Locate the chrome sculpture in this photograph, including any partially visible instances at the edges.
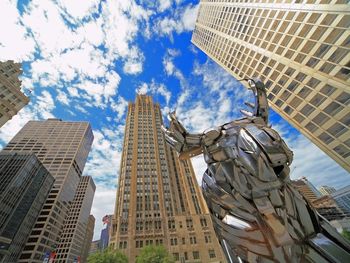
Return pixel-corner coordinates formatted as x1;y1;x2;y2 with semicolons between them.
162;78;350;263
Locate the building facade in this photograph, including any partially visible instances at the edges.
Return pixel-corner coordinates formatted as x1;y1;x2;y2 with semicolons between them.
0;153;54;263
192;0;350;172
55;176;96;262
312;195;349;221
1;119;94;262
0;60;29;127
292;177;321;203
81;215;95;263
332;185;350;214
319;185;337;196
100;215;112;250
110;95;225;262
89;240;100;255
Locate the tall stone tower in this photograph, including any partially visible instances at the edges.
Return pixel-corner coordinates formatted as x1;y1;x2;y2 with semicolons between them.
192;0;350;172
1;119;94;262
0;60;29;127
110;95;225;262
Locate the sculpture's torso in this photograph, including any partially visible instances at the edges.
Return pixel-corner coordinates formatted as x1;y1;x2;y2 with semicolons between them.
201;117;320;262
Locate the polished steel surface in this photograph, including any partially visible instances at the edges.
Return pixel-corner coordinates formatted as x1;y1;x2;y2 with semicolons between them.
162;79;350;263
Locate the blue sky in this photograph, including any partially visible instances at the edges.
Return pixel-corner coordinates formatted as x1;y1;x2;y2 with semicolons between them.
0;0;348;240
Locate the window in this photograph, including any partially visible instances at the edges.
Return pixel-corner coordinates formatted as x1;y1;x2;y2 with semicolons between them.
327;123;347;137
209;249;216;259
200;218;207;227
173;253;179;261
300;104;315;116
324;102;343;116
333;145;350;158
318;132;334;144
193;251;200;260
305;122;318;133
320;85;336;96
205;235;212;243
190;236;197;244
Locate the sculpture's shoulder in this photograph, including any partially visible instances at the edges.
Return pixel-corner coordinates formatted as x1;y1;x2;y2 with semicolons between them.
242;123;293;167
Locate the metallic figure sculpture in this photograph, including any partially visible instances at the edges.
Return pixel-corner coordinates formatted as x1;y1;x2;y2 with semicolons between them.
162;79;350;263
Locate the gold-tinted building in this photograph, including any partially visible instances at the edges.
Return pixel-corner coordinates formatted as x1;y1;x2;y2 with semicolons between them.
1;119;94;262
0;60;29;127
292;177;321;203
110;95;225;262
55;176;96;262
192;0;350;172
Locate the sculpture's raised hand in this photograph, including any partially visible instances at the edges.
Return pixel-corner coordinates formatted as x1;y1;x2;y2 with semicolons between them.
161;111;203;159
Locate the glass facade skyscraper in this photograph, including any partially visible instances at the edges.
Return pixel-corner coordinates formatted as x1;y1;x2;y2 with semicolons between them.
0;153;54;263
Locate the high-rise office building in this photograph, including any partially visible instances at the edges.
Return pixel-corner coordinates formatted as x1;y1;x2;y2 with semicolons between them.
0;153;54;263
312;195;349;221
100;215;112;250
89;240;100;255
0;60;29;127
319;185;337;196
332;185;350;214
110;95;224;262
192;0;350;172
292;177;321;203
1;118;93;262
55;176;96;262
81;215;95;263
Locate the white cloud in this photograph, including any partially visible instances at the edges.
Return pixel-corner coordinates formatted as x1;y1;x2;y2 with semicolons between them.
155;4;199;36
158;0;172;12
110;96;129;120
0;1;36;61
57;0;99;20
136;80;172;105
181;4;199;31
1;0;149;108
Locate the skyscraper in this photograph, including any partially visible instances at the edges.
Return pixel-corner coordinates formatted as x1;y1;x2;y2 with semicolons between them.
55;176;96;262
110;95;224;262
81;215;95;263
1;118;93;262
0;153;54;263
0;60;29;127
319;185;337;196
192;0;350;172
100;215;112;250
332;185;350;214
292;177;321;203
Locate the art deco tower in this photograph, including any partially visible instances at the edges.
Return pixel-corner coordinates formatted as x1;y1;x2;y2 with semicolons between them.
1;119;93;262
110;95;224;262
192;0;350;172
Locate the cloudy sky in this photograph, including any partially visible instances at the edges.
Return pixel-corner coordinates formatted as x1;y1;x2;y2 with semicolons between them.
0;0;348;240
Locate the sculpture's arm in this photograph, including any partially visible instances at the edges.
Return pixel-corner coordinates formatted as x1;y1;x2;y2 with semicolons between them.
161;112;203;159
241;78;269;124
